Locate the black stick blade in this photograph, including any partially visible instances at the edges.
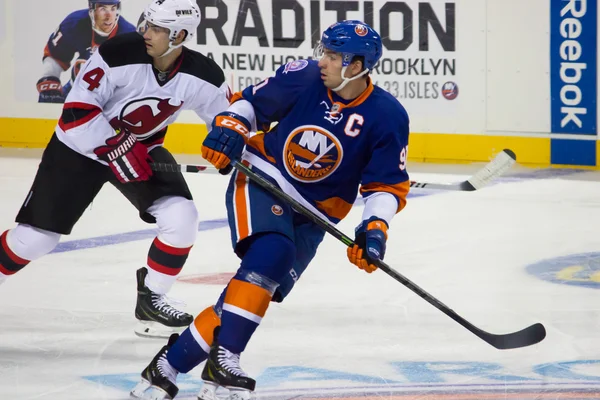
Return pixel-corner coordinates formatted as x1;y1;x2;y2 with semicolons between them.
482;323;546;350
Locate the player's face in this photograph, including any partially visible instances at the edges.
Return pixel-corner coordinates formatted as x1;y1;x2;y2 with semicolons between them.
142;22;171;57
93;4;119;34
318;49;344;89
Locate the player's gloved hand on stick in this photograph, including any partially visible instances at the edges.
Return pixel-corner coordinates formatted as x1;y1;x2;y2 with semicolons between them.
347;216;388;273
94;128;153;183
37;76;65;103
202;111;250;172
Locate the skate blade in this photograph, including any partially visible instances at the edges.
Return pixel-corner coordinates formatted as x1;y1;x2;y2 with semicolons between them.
134;321;187;339
145;386;175;400
130;378;150;398
227;388;253;400
197;381;219;400
131;379;174;400
197;382;253;400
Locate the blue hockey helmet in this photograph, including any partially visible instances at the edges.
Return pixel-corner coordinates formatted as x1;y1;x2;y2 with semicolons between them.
89;0;120;6
315;20;382;71
89;0;121;10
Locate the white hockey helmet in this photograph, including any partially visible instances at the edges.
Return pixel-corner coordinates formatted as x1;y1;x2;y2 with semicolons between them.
143;0;201;57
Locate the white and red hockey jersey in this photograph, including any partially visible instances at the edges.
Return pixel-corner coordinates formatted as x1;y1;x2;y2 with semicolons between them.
55;32;230;161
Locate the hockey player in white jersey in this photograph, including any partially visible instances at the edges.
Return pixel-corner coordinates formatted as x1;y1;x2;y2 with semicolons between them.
0;0;230;338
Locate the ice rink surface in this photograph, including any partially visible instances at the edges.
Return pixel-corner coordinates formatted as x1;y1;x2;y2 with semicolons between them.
1;149;599;400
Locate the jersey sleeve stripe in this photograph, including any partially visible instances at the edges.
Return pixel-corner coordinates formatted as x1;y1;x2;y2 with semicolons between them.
247;134;276;164
62;102;102;111
360;181;410;213
314;196;354;221
58;103;102;132
230;91;244;104
43;44;70;71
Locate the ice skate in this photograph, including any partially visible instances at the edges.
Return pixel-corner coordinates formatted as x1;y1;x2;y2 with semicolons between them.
135;267;193;338
131;334;180;399
197;341;255;400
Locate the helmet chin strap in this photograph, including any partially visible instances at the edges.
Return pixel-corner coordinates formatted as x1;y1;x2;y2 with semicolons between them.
156;28;189;58
332;66;369;92
158;41;184;58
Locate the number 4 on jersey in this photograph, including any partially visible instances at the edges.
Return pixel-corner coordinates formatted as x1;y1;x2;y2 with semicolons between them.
82;67;105;91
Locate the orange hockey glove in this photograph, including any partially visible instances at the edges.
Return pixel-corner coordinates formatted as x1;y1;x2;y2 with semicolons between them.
347;217;388;273
201;112;250;171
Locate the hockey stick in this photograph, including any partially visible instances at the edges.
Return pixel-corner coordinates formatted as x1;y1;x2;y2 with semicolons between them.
410;149;517;191
150;148;517;191
149;163;215;174
224;159;546;350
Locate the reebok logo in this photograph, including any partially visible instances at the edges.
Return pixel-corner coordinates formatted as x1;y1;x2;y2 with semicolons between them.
551;0;597;134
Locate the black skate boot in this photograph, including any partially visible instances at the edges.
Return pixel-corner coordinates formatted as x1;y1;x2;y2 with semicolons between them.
135;267;193;338
197;339;255;400
131;333;180;400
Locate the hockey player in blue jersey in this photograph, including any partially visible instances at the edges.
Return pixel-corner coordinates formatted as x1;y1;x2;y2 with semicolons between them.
37;0;135;103
132;20;410;400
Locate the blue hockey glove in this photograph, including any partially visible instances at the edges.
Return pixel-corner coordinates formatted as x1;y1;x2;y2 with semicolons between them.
202;111;250;171
347;216;388;273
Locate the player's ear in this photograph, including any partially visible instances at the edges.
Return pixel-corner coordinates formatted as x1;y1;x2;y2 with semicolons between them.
174;30;188;45
351;58;364;77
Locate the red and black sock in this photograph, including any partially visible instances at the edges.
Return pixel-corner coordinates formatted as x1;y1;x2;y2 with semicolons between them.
147;237;192;276
0;230;30;276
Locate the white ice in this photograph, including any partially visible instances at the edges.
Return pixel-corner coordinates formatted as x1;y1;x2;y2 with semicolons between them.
1;149;599;400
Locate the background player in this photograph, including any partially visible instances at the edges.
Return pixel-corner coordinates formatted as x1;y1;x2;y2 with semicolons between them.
2;0;231;338
37;0;136;103
132;20;410;400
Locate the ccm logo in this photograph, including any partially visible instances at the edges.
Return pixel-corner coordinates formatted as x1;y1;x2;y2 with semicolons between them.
217;116;249;136
38;82;61;91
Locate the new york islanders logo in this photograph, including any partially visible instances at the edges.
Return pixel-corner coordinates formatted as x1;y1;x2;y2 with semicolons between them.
355;24;368;36
283;125;343;183
441;82;459;100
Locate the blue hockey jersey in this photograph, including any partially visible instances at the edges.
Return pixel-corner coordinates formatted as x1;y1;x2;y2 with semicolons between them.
236;59;410;224
44;9;136;72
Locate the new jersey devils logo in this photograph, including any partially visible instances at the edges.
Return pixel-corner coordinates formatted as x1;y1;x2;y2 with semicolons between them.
114;97;184;139
283;125;343;183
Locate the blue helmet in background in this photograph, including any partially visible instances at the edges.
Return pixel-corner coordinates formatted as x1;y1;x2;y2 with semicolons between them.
317;20;382;71
89;0;121;9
